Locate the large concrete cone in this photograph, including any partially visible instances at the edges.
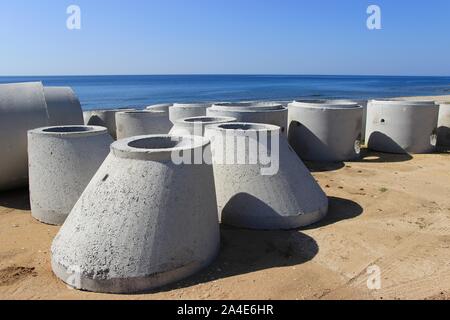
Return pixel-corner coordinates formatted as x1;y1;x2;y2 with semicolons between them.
51;135;220;293
0;82;49;191
28;126;113;225
83;108;135;139
169;103;211;124
146;103;173;112
204;123;328;230
437;103;450;148
366;100;439;154
116;110;172;139
207;102;288;134
44;87;84;126
288;100;363;162
169;116;236;137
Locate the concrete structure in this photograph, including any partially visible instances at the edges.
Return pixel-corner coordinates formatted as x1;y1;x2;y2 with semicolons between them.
28;126;112;225
288;100;363;162
146;103;173;112
437;103;450;148
116;110;172;139
207;102;288;134
169;116;236;137
83;108;135;139
169;103;211;124
366;100;439;154
44;87;84;126
0;82;49;191
205;123;328;230
51;135;220;293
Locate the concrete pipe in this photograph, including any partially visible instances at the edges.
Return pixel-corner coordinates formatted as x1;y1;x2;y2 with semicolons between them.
169;103;211;124
0;82;49;191
437;103;450;148
28;126;113;225
169;116;236;137
146;103;173;112
205;123;328;230
207;102;288;135
83;108;135;139
116;110;173;139
51;135;219;293
288;100;363;162
44;87;84;126
366;100;439;154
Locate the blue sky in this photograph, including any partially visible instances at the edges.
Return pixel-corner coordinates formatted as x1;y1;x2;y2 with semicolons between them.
0;0;449;76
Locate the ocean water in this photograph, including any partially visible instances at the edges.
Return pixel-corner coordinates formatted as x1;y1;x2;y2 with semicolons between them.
1;75;449;110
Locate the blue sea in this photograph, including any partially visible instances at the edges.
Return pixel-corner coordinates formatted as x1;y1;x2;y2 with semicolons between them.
1;75;449;110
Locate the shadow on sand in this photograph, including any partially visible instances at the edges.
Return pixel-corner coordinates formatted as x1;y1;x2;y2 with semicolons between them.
0;187;30;211
354;148;413;163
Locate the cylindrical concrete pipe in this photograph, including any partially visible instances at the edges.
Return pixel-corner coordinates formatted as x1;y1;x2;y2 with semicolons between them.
437;103;450;148
204;123;328;230
366;100;439;154
169;103;211;124
169;116;236;137
83;108;135;139
207;102;288;134
28;126;113;225
116;110;173;139
44;87;84;126
0;82;49;191
288;100;364;162
146;103;173;112
51;135;220;293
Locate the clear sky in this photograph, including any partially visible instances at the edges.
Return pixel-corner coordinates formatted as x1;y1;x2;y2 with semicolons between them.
0;0;449;76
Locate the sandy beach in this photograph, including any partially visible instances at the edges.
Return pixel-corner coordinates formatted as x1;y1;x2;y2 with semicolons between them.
1;96;449;300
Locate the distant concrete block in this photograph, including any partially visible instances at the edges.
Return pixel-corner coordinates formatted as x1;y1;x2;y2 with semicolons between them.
169;116;236;137
288;100;363;162
169;103;211;124
146;103;173;112
205;123;328;230
207;102;288;134
366;100;439;154
28;126;113;225
0;82;49;191
44;87;84;126
83;108;135;139
51;135;219;293
437;103;450;148
116;110;172;139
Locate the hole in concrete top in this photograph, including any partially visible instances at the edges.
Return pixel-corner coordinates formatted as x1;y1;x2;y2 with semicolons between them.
128;136;191;150
43;126;95;133
184;117;225;123
217;123;271;131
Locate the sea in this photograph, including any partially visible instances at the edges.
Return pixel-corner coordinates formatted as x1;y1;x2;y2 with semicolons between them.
1;75;449;110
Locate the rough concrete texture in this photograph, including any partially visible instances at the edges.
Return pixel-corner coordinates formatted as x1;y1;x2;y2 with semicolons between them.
51;135;220;293
116;110;173;139
437;103;450;148
28;126;113;226
83;108;135;139
169;116;236;137
205;123;328;230
44;87;84;126
0;82;49;191
169;103;211;124
366;100;439;154
146;103;173;112
288;100;363;162
207;102;288;135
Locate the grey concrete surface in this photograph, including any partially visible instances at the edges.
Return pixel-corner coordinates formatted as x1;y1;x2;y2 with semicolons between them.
169;116;236;137
169;103;211;124
44;87;84;126
437;103;450;148
116;110;173;139
83;108;135;139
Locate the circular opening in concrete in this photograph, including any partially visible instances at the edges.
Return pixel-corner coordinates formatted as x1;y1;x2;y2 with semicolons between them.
128;136;185;150
217;123;274;131
43;126;95;133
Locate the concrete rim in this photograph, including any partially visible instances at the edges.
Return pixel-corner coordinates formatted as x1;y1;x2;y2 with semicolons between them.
290;100;363;110
86;108;135;114
29;125;108;138
175;116;236;125
172;103;211;109
116;110;167;116
211;102;285;111
112;134;209;160
206;122;281;134
369;99;437;107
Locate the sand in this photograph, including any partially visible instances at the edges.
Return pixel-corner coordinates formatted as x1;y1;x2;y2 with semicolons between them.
1;95;449;300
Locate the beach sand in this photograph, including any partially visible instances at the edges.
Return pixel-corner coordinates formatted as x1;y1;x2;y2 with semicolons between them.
1;96;449;300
